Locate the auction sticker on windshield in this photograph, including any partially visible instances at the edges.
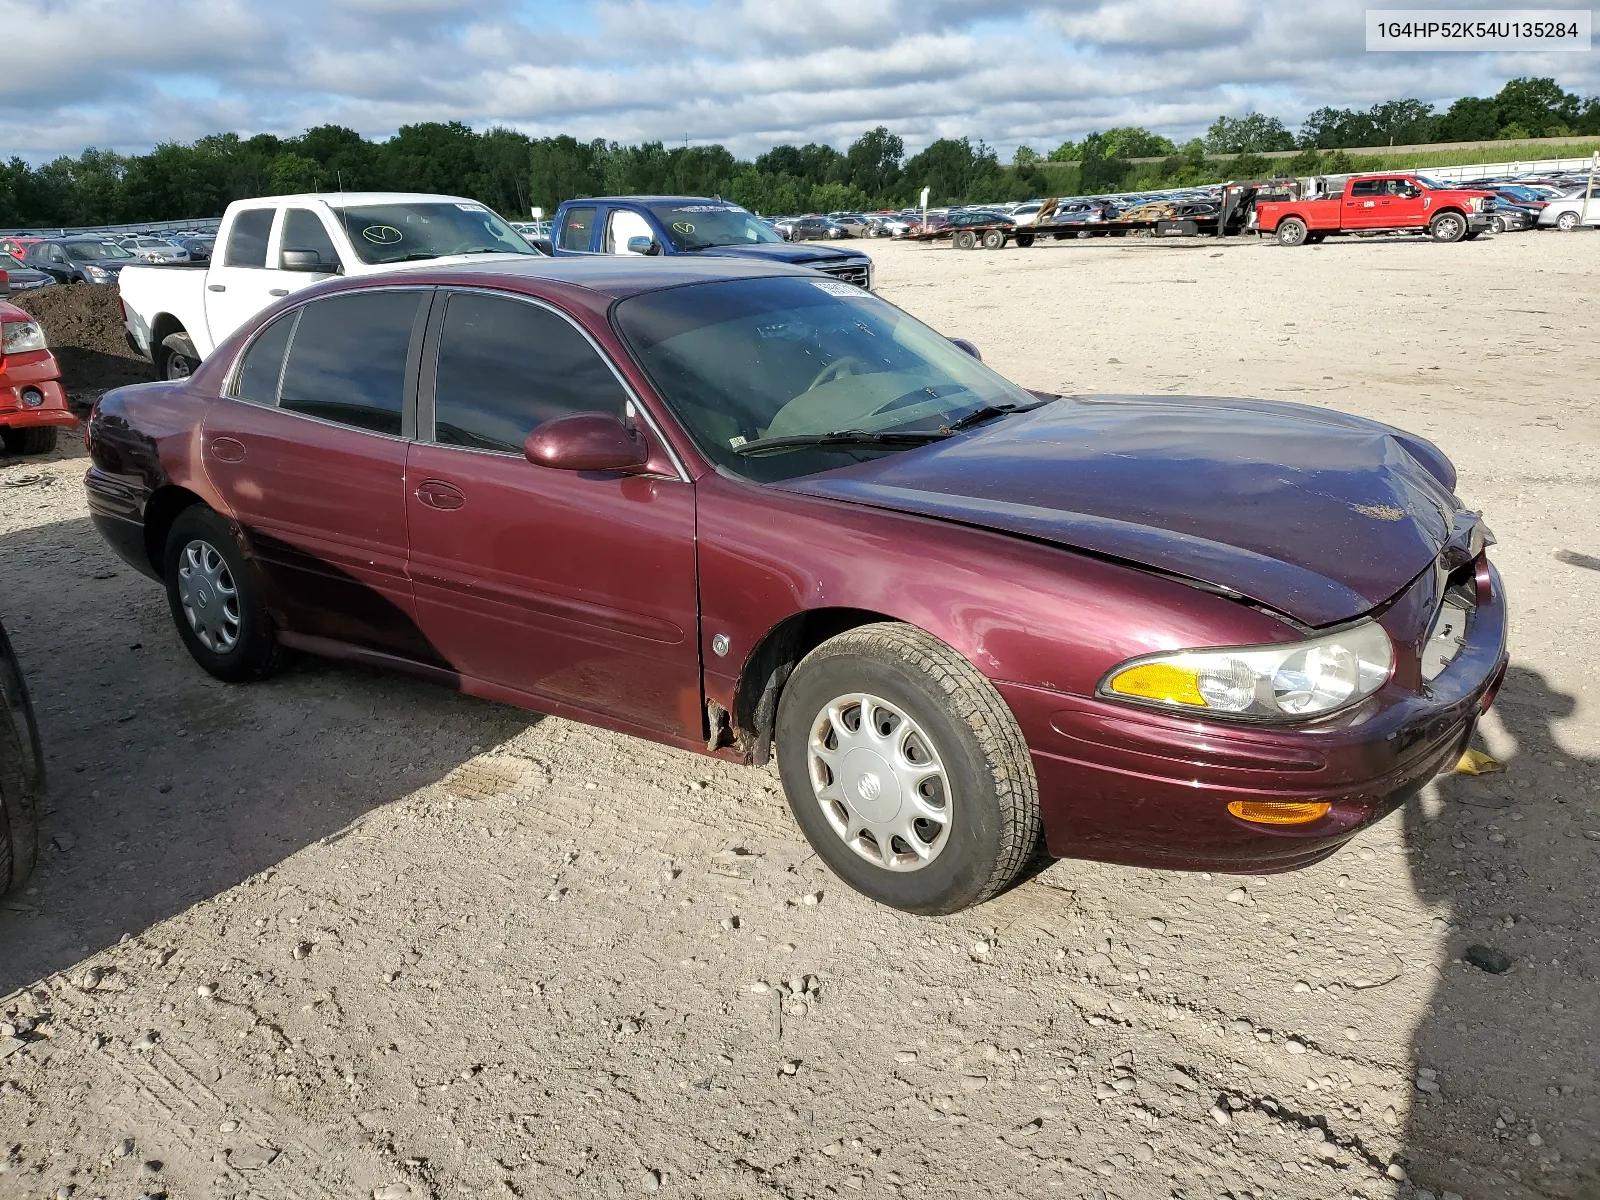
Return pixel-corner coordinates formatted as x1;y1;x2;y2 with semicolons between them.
812;279;867;298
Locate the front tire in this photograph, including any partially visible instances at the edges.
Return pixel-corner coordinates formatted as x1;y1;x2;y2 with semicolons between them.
952;229;978;250
1556;211;1580;231
1490;216;1506;234
775;623;1041;915
163;506;283;683
1276;218;1308;247
0;427;57;456
157;332;200;381
1429;212;1467;242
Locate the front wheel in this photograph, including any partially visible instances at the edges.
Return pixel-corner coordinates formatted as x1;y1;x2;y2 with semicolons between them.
775;623;1041;915
163;506;284;683
1556;211;1580;231
1463;230;1483;241
1429;212;1467;242
157;332;200;381
952;229;978;250
980;229;1006;250
0;427;57;456
1275;218;1308;247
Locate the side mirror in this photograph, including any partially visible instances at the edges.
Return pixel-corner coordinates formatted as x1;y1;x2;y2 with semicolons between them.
525;412;649;473
947;337;982;361
626;236;661;256
280;250;334;273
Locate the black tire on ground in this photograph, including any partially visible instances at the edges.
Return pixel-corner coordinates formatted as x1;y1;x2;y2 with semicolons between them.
1463;230;1483;241
980;228;1006;250
0;623;43;896
774;622;1042;915
1276;218;1308;247
1556;211;1580;231
163;505;284;683
157;331;200;381
1306;233;1327;244
1429;212;1467;242
1490;216;1506;234
1014;233;1035;248
952;229;978;250
0;427;57;456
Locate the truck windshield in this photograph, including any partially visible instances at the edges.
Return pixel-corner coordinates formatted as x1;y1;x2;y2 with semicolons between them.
1412;176;1450;190
334;202;537;265
614;275;1037;482
645;204;784;251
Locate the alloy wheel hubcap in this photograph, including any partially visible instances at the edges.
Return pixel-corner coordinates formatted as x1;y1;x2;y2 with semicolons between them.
808;693;951;871
177;539;241;653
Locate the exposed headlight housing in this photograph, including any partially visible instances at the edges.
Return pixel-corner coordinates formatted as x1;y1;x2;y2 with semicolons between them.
2;320;47;354
1100;620;1394;721
85;264;110;279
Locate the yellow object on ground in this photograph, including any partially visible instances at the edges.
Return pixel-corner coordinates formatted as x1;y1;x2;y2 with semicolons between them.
1455;748;1504;775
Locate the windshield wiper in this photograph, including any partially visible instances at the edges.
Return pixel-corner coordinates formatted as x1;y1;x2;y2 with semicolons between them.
732;428;952;457
941;399;1051;433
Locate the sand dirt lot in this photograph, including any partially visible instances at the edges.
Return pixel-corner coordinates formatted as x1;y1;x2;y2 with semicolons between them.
1;231;1597;1200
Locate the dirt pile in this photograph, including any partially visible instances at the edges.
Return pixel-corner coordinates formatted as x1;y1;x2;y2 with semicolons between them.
9;284;151;406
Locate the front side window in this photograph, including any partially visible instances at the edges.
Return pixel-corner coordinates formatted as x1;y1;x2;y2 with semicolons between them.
433;292;628;453
645;204;782;251
225;209;275;268
603;209;655;254
614;276;1036;482
277;291;422;435
559;207;596;252
334;201;534;266
230;312;296;406
281;209;339;267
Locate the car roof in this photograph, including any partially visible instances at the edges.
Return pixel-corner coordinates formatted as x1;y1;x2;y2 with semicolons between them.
393;253;822;301
580;196;740;207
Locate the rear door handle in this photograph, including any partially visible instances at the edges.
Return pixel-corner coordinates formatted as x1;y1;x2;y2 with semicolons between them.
208;284;226;292
415;480;465;511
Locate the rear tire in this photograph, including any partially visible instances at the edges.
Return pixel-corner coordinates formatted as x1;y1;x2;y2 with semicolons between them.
1015;233;1035;248
1429;212;1467;242
1276;218;1308;247
0;427;57;456
952;229;978;250
980;229;1006;250
0;623;43;896
157;332;200;381
163;506;284;683
775;622;1041;915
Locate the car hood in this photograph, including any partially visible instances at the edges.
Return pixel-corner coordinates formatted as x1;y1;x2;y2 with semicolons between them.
779;394;1482;627
686;242;865;266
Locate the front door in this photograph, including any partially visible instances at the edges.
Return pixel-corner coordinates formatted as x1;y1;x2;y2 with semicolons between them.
201;288;436;660
404;289;702;738
1344;178;1385;230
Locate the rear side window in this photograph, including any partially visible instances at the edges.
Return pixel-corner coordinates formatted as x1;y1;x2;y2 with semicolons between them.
1349;180;1381;197
231;313;296;405
278;291;422;435
224;209;274;268
432;292;628;453
281;209;339;267
559;207;596;252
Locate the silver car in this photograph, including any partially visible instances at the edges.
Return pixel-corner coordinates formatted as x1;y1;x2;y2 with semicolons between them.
119;237;191;263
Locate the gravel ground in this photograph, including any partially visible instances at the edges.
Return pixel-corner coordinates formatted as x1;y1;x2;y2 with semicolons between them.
0;230;1596;1200
7;283;151;409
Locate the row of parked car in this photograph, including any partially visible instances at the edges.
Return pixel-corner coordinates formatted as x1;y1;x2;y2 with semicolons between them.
0;232;217;291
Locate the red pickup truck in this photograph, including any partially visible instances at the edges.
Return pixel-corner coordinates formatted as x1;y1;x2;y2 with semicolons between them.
1257;174;1497;246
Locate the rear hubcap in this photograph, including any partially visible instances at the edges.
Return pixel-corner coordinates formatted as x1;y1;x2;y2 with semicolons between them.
177;539;241;653
807;693;951;871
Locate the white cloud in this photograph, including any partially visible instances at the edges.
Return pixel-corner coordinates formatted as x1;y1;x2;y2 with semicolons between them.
6;0;1598;161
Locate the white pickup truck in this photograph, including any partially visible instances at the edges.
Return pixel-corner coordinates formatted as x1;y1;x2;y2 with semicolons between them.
120;191;543;379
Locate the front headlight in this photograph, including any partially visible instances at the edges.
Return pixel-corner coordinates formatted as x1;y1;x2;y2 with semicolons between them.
1100;620;1394;721
85;264;109;279
2;320;47;354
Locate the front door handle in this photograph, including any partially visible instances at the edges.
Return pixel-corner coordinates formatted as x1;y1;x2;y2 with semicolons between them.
415;480;465;511
267;288;288;297
208;284;226;292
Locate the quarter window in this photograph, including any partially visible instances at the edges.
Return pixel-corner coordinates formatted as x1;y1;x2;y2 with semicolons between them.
230;312;296;405
432;292;628;453
224;209;274;268
278;291;422;435
559;207;596;252
281;209;339;268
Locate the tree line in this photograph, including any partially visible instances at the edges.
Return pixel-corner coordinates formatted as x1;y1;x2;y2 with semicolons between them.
1;76;1595;229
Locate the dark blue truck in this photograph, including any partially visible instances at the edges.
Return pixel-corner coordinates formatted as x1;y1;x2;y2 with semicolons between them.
547;196;873;289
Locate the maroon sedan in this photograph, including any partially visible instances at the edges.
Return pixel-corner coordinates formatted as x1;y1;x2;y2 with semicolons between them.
83;258;1508;914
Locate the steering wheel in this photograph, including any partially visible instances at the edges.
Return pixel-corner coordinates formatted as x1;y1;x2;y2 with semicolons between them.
805;356;869;393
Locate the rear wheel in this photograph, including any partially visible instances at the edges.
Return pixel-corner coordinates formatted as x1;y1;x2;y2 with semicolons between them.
1429;212;1467;242
952;229;978;250
980;229;1006;250
1015;232;1035;248
163;506;284;683
157;332;200;381
1306;232;1327;245
0;427;57;456
775;623;1041;914
1276;218;1308;247
0;622;42;896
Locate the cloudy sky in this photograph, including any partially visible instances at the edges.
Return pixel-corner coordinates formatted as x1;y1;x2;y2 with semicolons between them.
7;0;1598;161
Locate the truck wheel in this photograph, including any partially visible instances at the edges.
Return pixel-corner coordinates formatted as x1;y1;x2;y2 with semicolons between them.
157;332;200;380
1306;232;1327;245
1276;218;1308;247
0;427;57;456
980;229;1006;250
0;622;43;896
952;230;978;250
1015;233;1035;248
163;506;284;683
775;622;1041;914
1556;211;1580;231
1463;230;1483;241
1429;212;1467;243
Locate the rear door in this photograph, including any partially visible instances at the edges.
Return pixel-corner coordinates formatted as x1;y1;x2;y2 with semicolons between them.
1344;178;1387;230
201;288;438;660
556;206;599;254
205;207;282;345
404;288;701;737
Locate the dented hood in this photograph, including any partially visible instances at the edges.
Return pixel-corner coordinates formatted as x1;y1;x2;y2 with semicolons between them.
780;394;1480;626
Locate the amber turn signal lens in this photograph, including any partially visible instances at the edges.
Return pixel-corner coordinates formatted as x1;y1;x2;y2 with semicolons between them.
1227;800;1331;825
